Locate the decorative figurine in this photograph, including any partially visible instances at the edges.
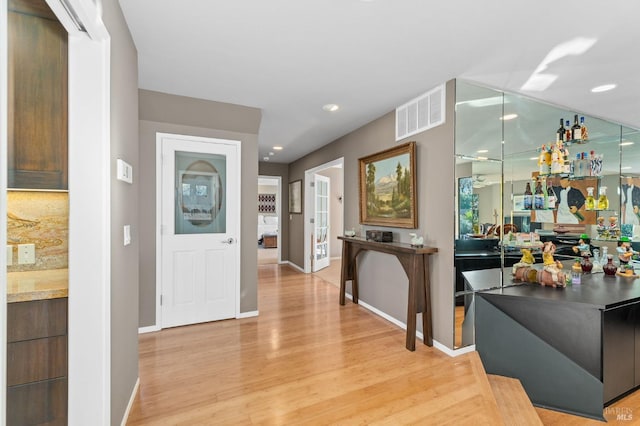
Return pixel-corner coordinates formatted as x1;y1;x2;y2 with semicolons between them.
514;241;566;288
617;236;637;264
409;233;424;247
541;241;564;286
572;236;591;256
511;248;535;275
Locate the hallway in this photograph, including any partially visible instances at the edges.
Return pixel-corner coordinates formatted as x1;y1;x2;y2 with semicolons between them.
127;264;638;424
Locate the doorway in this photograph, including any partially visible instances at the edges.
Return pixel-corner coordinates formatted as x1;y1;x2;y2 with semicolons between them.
257;176;281;265
157;133;241;328
304;158;344;275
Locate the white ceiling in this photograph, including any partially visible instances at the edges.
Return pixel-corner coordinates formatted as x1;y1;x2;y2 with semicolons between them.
119;0;640;164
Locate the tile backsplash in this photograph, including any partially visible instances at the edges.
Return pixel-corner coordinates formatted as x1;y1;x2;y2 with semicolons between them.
7;191;68;272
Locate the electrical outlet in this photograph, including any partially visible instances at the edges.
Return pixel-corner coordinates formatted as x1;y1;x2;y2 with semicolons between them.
17;243;35;264
6;245;12;266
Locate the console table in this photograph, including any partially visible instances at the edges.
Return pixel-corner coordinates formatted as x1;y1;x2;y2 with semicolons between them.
338;236;438;351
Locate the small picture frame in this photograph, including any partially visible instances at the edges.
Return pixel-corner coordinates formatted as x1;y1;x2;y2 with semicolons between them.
289;180;302;214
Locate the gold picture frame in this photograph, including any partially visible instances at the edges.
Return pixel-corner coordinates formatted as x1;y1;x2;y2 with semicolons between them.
289;179;302;214
359;141;417;228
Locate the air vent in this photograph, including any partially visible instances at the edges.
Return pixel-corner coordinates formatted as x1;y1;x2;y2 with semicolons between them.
396;84;445;141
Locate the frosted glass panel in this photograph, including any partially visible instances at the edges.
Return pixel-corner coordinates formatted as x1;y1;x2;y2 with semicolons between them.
175;151;226;234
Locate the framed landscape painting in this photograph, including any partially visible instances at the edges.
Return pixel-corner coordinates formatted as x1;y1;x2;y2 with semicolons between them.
358;141;417;228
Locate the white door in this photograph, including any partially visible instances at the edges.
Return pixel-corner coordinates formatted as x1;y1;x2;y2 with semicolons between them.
160;133;240;328
313;174;330;272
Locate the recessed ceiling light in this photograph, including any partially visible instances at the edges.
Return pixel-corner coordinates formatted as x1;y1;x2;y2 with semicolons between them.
273;146;283;151
530;157;539;160
477;149;489;153
620;141;634;146
500;113;518;121
622;166;632;170
263;157;269;161
322;103;339;112
591;84;617;93
269;152;274;156
477;156;488;161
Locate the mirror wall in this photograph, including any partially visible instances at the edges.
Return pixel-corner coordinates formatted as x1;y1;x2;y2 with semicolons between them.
454;80;638;349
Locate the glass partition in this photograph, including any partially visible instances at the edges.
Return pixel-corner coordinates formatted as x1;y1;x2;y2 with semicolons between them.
453;79;635;349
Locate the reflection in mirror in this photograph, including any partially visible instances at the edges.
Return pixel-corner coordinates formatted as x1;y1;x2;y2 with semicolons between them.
621;127;640;239
453;79;638;349
454;81;503;348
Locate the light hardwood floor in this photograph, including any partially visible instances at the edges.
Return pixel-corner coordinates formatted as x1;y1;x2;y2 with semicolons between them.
128;264;640;425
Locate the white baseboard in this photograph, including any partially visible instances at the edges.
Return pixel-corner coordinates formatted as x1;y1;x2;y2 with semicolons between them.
434;341;476;357
286;261;304;273
120;377;139;426
138;325;160;334
346;293;474;357
237;310;259;319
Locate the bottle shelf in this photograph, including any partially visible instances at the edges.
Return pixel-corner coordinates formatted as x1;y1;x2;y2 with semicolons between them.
536;173;602;180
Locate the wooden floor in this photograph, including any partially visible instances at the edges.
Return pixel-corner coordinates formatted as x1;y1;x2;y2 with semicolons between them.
128;264;640;425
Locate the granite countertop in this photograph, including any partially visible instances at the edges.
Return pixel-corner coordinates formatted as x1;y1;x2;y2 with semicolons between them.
7;268;68;303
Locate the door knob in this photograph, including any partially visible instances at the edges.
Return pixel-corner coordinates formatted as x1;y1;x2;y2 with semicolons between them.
221;237;235;244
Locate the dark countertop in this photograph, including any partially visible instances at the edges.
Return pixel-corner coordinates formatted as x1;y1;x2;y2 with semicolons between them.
455;250;501;258
463;265;640;310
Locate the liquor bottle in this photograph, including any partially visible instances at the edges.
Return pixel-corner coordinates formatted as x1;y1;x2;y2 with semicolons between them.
538;145;550;175
598;186;609;210
556;119;565;143
534;180;545;210
571;114;582;141
546;180;557;209
573;153;582;177
523;182;533;210
585;187;595;210
565;120;572;142
580;116;588;141
561;141;571;173
550;144;562;174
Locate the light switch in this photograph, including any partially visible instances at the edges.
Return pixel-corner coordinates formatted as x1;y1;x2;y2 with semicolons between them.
18;243;35;264
6;245;13;266
124;225;131;246
117;159;133;184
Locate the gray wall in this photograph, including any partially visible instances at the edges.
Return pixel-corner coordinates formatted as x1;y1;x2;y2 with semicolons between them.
101;1;140;423
288;80;456;348
138;90;261;327
258;162;289;261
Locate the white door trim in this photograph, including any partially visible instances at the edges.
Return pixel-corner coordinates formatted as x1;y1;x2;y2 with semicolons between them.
156;132;242;329
49;1;112;424
303;157;344;273
0;1;8;420
258;175;282;264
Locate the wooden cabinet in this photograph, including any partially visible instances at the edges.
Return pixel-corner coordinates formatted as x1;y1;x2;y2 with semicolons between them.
8;0;68;190
7;298;68;425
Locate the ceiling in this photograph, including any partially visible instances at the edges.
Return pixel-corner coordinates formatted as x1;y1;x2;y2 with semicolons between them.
119;0;640;165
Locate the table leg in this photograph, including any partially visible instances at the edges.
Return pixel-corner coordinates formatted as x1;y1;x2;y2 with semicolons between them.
352;257;359;304
422;254;433;347
405;255;418;351
339;242;349;305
